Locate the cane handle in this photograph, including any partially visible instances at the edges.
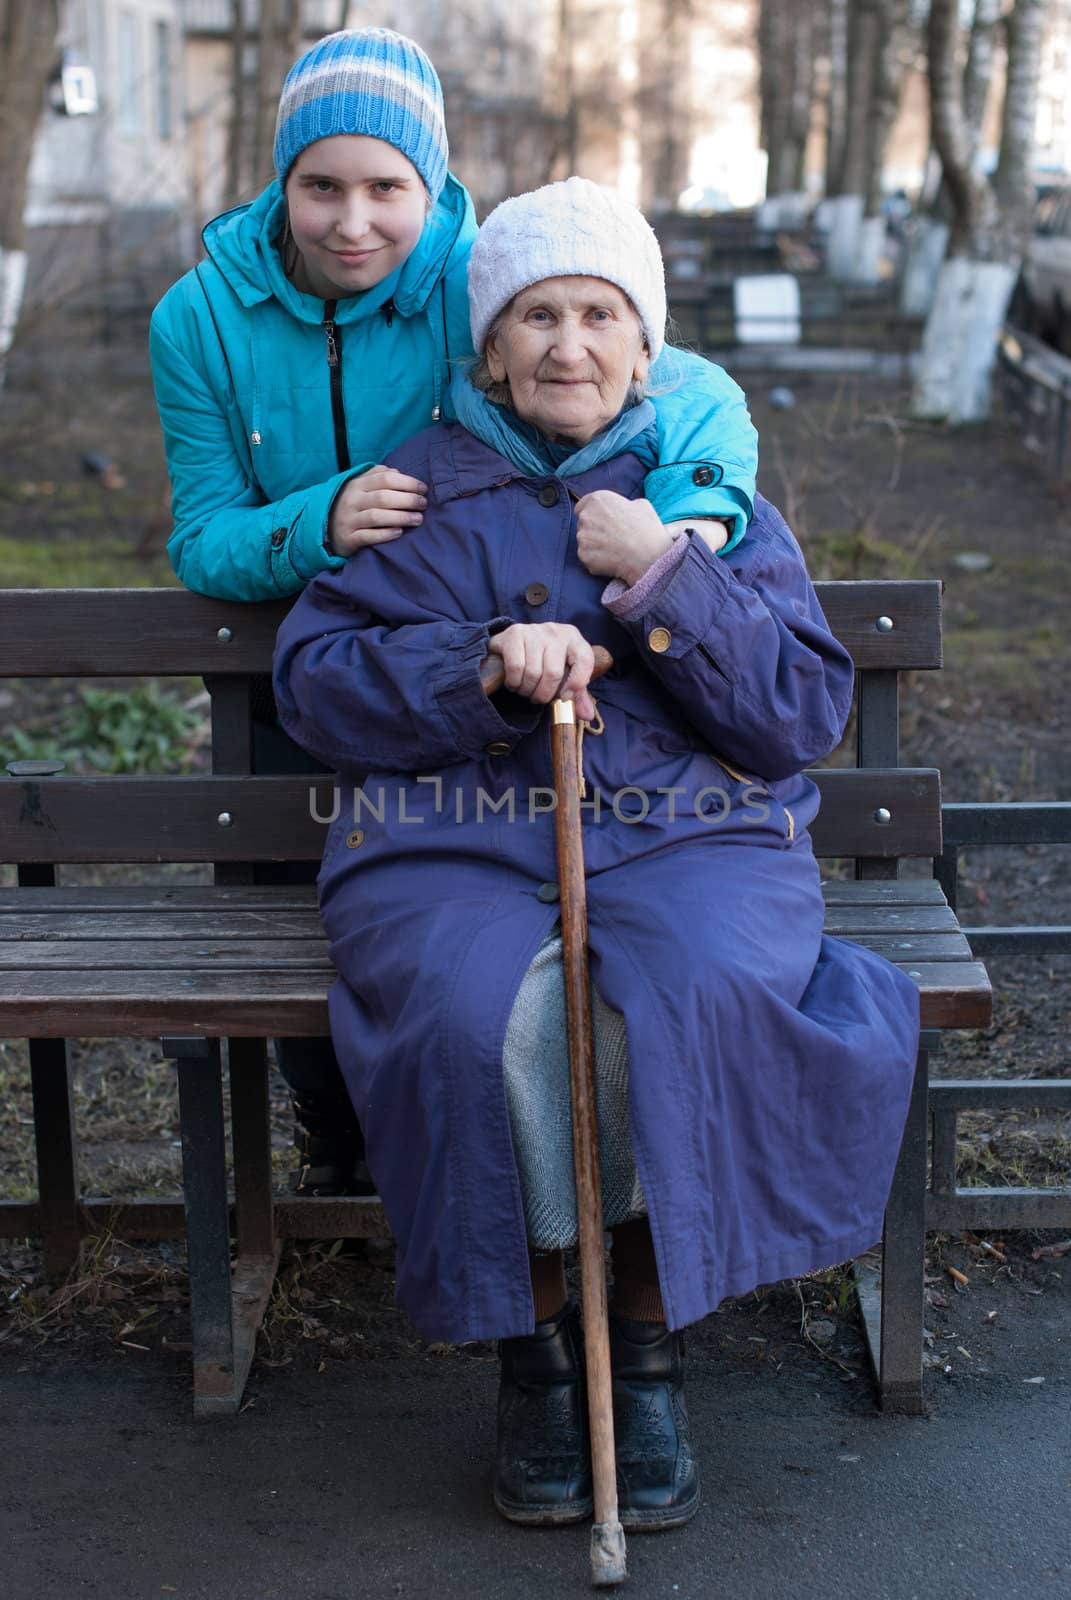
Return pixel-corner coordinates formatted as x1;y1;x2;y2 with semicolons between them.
479;642;614;698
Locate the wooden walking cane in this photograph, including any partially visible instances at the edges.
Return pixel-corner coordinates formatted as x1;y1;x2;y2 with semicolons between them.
480;643;626;1587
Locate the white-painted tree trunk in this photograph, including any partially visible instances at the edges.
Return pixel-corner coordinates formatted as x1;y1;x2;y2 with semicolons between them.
0;245;28;389
756;192;811;235
854;215;887;284
900;219;950;316
910;255;1017;422
826;193;864;280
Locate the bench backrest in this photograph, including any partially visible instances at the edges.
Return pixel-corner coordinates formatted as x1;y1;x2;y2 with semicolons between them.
0;583;943;874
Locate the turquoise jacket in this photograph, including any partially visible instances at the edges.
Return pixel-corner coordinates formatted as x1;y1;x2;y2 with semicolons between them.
150;176;757;601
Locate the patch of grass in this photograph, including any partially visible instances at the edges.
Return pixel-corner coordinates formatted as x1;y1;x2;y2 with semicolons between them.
0;534;175;588
802;527;929;582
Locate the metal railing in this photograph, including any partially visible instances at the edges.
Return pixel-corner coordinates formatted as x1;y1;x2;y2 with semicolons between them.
930;799;1071;1232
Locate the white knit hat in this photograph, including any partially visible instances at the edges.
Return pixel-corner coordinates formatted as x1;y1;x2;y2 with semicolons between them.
467;177;667;361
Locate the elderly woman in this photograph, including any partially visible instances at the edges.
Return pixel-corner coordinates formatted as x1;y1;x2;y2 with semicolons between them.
273;179;920;1533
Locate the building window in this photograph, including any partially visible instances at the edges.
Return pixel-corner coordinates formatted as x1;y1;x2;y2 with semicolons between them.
156;20;172;141
117;11;141;137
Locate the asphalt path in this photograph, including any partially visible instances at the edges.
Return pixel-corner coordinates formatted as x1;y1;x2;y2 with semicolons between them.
4;1282;1069;1600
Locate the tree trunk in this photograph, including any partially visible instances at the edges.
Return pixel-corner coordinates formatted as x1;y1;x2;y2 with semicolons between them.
864;0;910;218
926;0;996;257
826;0;880;279
994;0;1047;258
963;0;1002;159
251;0;304;197
824;0;849;197
783;0;816;195
911;0;1045;422
0;0;61;384
758;0;791;197
840;0;880;196
224;0;246;207
645;0;692;213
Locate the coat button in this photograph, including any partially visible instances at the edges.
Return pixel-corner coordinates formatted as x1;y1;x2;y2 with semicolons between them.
537;882;560;903
647;626;672;653
346;829;364;848
486;741;510;756
691;465;717;487
537;484;559;508
524;582;550;606
270;527;287;548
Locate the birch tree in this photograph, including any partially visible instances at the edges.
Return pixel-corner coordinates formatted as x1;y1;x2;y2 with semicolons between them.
902;0;1002;317
827;0;911;282
0;1;61;386
758;0;818;225
912;0;1047;422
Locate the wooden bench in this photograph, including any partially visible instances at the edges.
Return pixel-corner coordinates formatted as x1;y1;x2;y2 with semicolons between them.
0;584;992;1416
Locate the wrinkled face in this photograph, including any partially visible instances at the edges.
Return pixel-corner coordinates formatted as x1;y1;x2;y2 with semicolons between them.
284;135;429;299
485;277;650;445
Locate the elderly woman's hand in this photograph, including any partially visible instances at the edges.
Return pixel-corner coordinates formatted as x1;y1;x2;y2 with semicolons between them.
575;492;677;588
487;623;598;721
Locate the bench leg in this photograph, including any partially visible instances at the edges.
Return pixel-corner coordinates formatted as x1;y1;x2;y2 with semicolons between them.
227;1038;282;1397
31;1039;82;1277
165;1036;281;1419
168;1037;241;1418
229;1038;276;1259
856;1044;929;1416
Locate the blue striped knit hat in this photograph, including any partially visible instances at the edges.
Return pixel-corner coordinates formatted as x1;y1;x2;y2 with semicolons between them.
273;28;448;200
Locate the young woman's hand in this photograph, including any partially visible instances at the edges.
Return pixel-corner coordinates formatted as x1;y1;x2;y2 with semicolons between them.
487;623;597;721
576;492;730;588
327;466;428;556
575;491;676;587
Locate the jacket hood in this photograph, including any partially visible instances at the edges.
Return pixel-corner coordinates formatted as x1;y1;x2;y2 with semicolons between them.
200;173;474;325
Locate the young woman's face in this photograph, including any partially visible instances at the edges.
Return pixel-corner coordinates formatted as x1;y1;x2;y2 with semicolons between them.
486;278;650;445
285;135;429;299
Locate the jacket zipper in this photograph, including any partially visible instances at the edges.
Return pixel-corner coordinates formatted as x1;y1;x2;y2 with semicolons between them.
322;300;351;472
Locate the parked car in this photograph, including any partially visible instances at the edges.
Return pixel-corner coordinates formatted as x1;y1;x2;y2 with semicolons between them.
1014;185;1071;353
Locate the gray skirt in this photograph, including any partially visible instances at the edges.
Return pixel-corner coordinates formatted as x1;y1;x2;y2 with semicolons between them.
502;927;647;1249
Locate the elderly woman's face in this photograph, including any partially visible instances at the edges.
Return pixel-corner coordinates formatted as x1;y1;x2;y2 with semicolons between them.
485;277;650;445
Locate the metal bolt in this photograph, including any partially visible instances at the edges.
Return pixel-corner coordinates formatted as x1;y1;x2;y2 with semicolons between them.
874;807;892;825
876;615;894;632
217;812;234;828
216;627;233;643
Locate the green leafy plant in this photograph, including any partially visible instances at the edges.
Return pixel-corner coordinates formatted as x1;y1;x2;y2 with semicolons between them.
4;683;205;774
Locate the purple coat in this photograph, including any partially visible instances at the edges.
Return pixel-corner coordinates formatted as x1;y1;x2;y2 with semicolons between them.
273;423;920;1343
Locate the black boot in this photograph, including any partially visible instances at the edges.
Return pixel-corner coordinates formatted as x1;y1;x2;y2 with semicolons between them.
289;1094;366;1196
494;1302;593;1526
610;1317;700;1531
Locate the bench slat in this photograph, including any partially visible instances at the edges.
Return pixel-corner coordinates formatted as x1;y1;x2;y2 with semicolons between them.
0;769;942;861
0;957;988;1036
0;902;964;943
0;582;940;675
0;928;974;969
0;879;955;913
821;904;959;934
0;938;332;969
814;580;942;669
0;590;291;676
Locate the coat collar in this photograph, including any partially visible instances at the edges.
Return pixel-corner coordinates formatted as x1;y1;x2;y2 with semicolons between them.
425;423;648;506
